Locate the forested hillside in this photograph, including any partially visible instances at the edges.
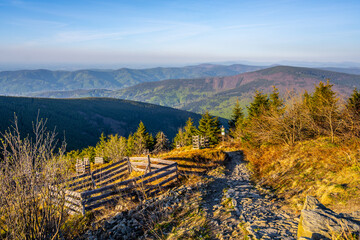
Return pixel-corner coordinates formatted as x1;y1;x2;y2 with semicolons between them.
0;96;204;150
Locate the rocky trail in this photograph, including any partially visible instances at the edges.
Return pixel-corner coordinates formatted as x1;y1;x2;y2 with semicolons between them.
84;151;301;240
201;151;299;239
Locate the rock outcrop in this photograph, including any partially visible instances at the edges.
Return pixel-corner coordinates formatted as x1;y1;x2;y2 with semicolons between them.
297;196;360;240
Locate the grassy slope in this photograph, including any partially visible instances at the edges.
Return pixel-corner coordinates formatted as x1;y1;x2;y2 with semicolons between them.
239;138;360;213
0;96;203;150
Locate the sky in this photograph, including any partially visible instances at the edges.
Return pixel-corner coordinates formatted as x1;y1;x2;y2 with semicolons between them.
0;0;360;69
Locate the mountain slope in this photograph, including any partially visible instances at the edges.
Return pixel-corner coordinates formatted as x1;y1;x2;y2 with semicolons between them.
319;67;360;75
113;66;360;118
0;96;206;150
0;64;266;95
26;66;360;119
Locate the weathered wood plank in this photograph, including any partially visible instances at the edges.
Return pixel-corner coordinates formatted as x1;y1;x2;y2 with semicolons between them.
130;162;164;169
149;159;174;165
92;159;127;175
50;191;82;207
96;172;128;187
65;202;83;214
93;165;127;182
49;185;82;198
140;163;177;180
81;178;136;198
68;176;93;188
71;182;93;192
157;173;178;188
139;168;177;186
84;185;134;204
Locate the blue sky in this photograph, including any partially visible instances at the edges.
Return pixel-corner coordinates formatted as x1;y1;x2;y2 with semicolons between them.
0;0;359;68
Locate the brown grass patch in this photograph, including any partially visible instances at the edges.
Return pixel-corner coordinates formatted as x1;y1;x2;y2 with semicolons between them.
242;137;360;212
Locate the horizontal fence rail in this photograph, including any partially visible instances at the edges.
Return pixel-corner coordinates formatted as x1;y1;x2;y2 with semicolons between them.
50;156;178;215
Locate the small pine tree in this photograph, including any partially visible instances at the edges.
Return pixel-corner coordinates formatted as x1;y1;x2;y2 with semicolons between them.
154;131;170;153
305;80;339;142
269;86;284;113
95;132;107;157
184;117;197;145
197;111;221;144
134;121;152;154
148;133;155;151
347;88;360;116
247;91;270;119
174;128;186;148
229;99;244;131
127;133;135;156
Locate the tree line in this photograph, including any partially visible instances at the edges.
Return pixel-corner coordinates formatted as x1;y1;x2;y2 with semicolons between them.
68;111;223;162
228;81;360;146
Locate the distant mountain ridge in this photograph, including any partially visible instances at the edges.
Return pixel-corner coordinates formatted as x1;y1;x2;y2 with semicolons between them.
0;63;266;95
30;66;360;118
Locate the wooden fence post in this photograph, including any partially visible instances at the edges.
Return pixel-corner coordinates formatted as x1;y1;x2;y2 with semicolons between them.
127;157;132;174
147;155;152;173
81;197;86;215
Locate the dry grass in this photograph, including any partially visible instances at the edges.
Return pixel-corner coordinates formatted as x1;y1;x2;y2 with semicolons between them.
157;147;227;174
242;137;360;212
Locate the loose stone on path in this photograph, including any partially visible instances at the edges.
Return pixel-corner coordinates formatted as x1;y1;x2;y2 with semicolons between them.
201;151;299;240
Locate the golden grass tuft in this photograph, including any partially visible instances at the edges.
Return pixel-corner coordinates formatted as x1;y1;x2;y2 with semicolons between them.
242;137;360;212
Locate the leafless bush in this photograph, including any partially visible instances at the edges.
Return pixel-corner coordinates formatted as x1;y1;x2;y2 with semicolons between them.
0;115;71;239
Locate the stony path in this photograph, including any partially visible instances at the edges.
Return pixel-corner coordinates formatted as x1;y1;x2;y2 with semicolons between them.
201;151;299;240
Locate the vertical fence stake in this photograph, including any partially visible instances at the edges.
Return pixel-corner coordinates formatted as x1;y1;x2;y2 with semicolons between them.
147;155;152;173
127;156;132;174
81;195;86;215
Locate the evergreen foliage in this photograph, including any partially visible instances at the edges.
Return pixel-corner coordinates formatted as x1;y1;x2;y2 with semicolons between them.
247;91;270;119
174;128;186;148
228;99;244;131
183;117;197;145
197;111;221;144
154;131;170;153
347;88;360;116
127;134;135;156
134;121;153;155
269;86;284;113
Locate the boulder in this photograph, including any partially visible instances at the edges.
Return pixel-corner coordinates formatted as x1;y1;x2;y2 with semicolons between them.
297;196;360;240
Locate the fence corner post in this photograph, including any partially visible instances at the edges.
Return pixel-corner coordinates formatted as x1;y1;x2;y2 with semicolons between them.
147;154;152;173
81;195;86;215
127;156;132;174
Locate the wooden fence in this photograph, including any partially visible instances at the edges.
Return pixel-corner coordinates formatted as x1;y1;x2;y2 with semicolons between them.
75;158;90;174
192;135;209;149
50;156;178;215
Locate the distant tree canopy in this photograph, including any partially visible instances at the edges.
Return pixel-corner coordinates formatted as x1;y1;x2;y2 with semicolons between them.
197;111;221;145
232;81;360;145
228;99;244;132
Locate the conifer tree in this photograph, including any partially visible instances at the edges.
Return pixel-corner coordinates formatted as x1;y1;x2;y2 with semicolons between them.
347;88;360;116
247;91;270;119
305;80;339;142
127;134;135;156
148;133;155;151
134;121;148;154
229;99;244;131
95;132;106;157
154;131;170;153
184;117;197;145
197;111;221;144
344;88;360;137
269;86;284;113
174;128;186;147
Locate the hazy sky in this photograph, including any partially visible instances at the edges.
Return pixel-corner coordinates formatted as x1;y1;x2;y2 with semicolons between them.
1;0;360;68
